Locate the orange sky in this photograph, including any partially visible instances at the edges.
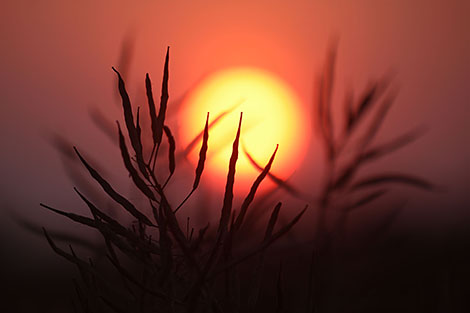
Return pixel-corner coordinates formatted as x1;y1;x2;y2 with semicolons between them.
1;0;470;269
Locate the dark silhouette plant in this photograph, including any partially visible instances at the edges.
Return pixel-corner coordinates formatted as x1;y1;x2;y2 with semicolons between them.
39;44;434;313
41;47;307;313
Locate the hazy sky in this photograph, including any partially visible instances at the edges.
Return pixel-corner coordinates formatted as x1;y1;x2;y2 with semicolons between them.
1;0;469;274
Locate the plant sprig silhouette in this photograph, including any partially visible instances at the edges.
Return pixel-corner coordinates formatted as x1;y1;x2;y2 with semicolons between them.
41;47;307;313
38;43;434;313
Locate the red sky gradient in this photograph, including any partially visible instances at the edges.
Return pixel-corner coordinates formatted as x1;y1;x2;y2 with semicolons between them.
1;0;469;272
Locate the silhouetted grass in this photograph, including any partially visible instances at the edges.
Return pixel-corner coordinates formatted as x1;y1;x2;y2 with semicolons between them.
40;47;309;313
36;44;437;313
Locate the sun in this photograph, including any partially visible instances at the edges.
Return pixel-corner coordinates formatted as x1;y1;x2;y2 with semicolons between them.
180;67;308;189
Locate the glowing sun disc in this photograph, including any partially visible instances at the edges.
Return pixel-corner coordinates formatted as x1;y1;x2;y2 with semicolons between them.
180;67;308;188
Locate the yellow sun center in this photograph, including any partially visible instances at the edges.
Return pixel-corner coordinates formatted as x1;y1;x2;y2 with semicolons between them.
180;67;308;189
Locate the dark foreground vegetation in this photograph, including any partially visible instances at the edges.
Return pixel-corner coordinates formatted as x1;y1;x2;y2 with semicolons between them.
11;45;469;313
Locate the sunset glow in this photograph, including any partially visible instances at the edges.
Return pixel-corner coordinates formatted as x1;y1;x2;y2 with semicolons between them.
180;67;308;186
